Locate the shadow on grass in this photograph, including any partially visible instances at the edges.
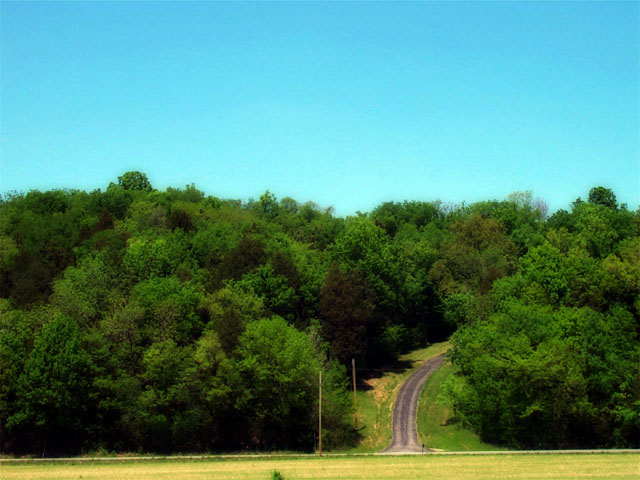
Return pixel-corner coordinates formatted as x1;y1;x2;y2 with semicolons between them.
442;417;461;427
354;359;414;391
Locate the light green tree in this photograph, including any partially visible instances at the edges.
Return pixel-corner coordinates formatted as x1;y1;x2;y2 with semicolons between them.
235;316;320;448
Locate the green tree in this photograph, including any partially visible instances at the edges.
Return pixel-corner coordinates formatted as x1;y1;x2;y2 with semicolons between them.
211;235;267;289
573;203;622;259
394;229;445;343
588;186;618;210
3;200;80;306
190;329;236;448
167;209;195;233
123;233;190;280
430;213;518;296
203;285;267;354
8;314;94;453
258;190;280;217
601;237;640;314
371;201;442;236
50;253;117;326
448;297;639;449
331;217;404;315
237;264;299;322
279;196;299;214
137;339;196;451
235;316;321;448
518;242;569;305
0;302;33;446
191;223;239;269
319;264;376;364
131;276;205;344
117;171;153;192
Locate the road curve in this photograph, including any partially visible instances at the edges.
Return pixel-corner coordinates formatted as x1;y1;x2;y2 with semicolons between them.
383;353;446;454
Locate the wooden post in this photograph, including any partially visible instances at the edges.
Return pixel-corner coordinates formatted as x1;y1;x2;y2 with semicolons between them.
318;370;322;456
352;358;358;429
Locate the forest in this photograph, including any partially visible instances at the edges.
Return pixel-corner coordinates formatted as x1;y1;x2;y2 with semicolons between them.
0;172;638;454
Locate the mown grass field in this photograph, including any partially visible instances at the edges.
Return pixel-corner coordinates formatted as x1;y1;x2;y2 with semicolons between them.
2;453;638;480
345;341;451;452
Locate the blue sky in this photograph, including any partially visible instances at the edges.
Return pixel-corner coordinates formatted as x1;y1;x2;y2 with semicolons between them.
2;1;638;216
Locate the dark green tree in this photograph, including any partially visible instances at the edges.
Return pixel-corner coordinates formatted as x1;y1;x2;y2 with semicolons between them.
331;217;404;315
588;186;618;210
203;285;267;355
211;236;266;289
319;264;376;365
430;213;518;296
0;303;32;449
117;171;153;192
8;314;94;454
168;209;195;233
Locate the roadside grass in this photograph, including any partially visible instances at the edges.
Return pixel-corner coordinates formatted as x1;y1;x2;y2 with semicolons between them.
344;341;451;453
2;453;638;480
417;360;501;451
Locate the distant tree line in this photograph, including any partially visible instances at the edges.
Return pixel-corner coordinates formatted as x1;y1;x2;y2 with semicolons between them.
0;172;637;454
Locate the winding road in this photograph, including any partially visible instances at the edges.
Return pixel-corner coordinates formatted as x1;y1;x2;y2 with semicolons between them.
383;353;446;453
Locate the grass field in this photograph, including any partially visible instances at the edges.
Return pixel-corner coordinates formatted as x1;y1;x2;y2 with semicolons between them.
346;341;451;452
2;453;638;480
417;359;500;451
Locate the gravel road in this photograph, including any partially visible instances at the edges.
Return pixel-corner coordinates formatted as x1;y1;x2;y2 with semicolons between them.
382;353;446;453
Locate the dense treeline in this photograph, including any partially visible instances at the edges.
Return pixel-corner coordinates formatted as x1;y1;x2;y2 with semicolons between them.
444;191;639;449
0;173;637;454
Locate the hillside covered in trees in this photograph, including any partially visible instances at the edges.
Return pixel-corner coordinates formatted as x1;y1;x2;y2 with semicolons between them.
1;172;638;454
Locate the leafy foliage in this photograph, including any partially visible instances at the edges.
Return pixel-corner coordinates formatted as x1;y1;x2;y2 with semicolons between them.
235;316;321;448
117;171;153;192
0;177;636;454
443;195;640;448
319;264;376;364
6;314;94;453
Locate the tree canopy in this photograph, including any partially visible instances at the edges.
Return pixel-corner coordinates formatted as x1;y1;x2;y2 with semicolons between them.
0;175;637;454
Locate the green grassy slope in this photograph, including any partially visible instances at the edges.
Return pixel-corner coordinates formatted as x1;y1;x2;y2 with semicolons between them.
417;359;501;451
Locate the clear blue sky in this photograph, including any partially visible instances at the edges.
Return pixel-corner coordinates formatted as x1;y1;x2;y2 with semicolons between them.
2;1;638;216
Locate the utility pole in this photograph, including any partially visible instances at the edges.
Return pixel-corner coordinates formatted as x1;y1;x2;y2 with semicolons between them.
352;358;358;429
318;369;322;457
